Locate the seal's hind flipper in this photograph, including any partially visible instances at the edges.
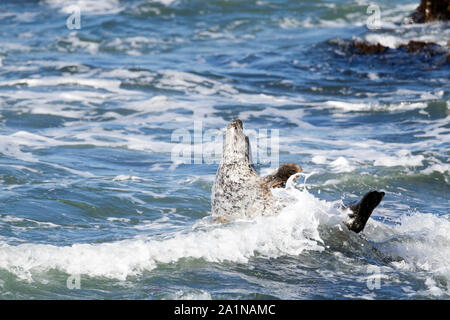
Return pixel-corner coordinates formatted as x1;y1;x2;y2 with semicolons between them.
343;190;385;233
263;163;302;188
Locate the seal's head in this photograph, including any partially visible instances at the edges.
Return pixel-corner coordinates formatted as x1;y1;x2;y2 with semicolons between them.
264;163;303;188
222;119;250;165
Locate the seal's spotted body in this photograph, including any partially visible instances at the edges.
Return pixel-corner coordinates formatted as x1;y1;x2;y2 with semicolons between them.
211;120;274;221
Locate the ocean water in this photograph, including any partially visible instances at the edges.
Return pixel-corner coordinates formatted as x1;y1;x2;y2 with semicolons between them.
0;0;449;300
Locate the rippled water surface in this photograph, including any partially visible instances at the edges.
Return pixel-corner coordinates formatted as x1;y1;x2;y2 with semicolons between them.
0;0;449;299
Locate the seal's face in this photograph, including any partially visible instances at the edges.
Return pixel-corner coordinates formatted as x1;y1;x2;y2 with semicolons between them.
222;119;250;165
264;163;302;188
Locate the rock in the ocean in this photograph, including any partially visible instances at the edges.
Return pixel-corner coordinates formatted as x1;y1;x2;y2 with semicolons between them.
351;41;388;55
408;0;450;23
349;40;447;60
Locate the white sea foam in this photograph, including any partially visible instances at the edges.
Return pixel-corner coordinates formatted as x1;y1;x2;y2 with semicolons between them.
0;42;31;53
0;76;122;92
41;0;123;15
364;34;401;49
368;213;450;282
285;130;445;174
156;70;238;96
0;215;59;229
324;101;428;112
279;17;304;29
421;163;450;176
373;149;424;167
171;289;212;300
311;155;328;165
0;136;39;163
148;0;178;6
112;175;143;182
100;68;154;80
363;22;450;48
107;217;131;223
329;157;356;173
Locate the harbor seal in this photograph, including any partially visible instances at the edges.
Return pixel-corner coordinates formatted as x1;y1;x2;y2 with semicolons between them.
211;119;384;233
211;120;302;222
211;119;274;222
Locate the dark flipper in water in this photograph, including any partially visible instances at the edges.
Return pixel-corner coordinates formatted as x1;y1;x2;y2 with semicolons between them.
342;190;385;233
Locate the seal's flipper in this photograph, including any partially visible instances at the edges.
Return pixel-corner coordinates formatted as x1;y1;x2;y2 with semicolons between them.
343;190;385;233
263;163;302;188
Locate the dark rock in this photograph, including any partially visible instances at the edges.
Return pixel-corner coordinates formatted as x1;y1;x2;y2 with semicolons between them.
398;40;438;53
397;40;444;59
409;0;450;23
351;41;389;55
349;40;447;60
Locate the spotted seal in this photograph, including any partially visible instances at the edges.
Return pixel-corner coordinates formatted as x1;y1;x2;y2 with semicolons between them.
212;120;273;222
211;119;384;233
211;120;302;222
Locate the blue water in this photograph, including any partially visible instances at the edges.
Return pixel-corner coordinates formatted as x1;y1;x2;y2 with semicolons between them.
0;0;449;299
